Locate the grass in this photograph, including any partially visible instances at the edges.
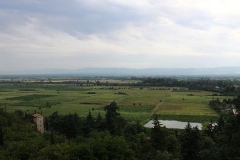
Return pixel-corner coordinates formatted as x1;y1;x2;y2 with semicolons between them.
172;90;201;92
155;114;218;123
6;94;57;101
156;91;217;116
119;112;151;124
0;85;229;124
119;105;155;113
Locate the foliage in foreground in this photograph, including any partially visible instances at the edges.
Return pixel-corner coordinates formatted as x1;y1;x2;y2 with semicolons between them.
1;101;240;160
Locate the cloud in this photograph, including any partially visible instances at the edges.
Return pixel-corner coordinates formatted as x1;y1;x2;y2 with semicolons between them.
1;0;240;72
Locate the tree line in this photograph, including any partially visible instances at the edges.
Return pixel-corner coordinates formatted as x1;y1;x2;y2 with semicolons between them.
1;100;240;159
139;78;240;95
2;77;240;96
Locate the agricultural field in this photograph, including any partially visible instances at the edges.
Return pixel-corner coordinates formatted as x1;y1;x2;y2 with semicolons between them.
0;84;231;124
0;77;141;84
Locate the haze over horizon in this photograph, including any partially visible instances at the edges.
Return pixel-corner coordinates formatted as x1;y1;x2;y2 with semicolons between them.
1;0;240;72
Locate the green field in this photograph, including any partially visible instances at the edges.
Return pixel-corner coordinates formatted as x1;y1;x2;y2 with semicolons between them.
156;91;215;115
0;85;229;123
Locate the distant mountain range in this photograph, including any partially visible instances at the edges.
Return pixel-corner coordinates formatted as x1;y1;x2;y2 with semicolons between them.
1;67;240;76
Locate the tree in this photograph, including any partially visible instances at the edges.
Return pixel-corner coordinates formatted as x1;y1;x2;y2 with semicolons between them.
63;114;78;139
165;134;180;154
233;95;240;109
14;110;24;117
45;117;49;131
45;102;51;108
150;115;167;151
136;121;145;133
180;123;202;160
124;124;137;136
49;111;62;131
86;110;94;128
115;116;126;135
4;103;6;112
50;129;55;145
0;127;3;146
96;112;105;131
96;112;102;124
82;110;95;136
39;143;71;160
135;132;155;160
89;133;136;160
104;102;121;135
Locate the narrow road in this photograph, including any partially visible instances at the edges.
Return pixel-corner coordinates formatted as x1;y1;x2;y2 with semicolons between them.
115;96;128;103
151;98;165;115
151;90;171;115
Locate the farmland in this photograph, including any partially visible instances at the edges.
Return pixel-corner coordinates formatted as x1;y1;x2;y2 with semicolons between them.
0;83;227;124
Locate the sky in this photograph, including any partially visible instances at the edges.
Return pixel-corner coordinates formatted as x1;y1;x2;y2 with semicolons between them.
1;0;240;72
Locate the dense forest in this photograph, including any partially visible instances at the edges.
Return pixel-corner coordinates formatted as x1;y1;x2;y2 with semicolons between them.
1;100;240;160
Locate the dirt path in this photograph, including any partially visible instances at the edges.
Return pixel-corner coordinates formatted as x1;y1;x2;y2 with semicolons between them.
151;98;165;115
115;96;128;103
151;90;171;115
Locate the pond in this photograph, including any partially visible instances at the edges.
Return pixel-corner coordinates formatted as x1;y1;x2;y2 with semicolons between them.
144;120;202;130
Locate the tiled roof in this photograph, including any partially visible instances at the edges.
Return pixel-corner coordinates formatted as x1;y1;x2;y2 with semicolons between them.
32;113;42;118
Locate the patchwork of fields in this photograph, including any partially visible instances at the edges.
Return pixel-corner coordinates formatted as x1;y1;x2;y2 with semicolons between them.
0;85;227;123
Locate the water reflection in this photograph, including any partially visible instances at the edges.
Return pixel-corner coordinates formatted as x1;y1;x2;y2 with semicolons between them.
144;120;202;130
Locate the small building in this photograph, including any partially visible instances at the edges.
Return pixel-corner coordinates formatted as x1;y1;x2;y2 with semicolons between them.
233;109;240;115
32;113;44;134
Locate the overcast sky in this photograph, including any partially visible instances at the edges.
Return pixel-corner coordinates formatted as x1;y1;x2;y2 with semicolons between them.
1;0;240;72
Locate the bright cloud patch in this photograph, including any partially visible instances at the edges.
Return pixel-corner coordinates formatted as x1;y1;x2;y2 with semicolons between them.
0;0;240;71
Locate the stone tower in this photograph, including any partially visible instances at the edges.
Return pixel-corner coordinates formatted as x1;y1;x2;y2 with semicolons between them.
32;113;44;134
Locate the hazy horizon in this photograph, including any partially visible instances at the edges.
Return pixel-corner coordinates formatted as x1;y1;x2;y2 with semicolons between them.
1;1;240;72
1;66;240;76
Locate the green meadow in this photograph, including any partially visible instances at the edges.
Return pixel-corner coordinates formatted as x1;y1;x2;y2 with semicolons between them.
0;85;229;123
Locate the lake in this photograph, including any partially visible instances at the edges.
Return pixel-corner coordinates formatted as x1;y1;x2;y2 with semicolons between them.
144;120;202;130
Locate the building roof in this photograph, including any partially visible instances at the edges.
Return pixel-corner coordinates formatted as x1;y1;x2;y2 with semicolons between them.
32;113;42;118
233;109;240;115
